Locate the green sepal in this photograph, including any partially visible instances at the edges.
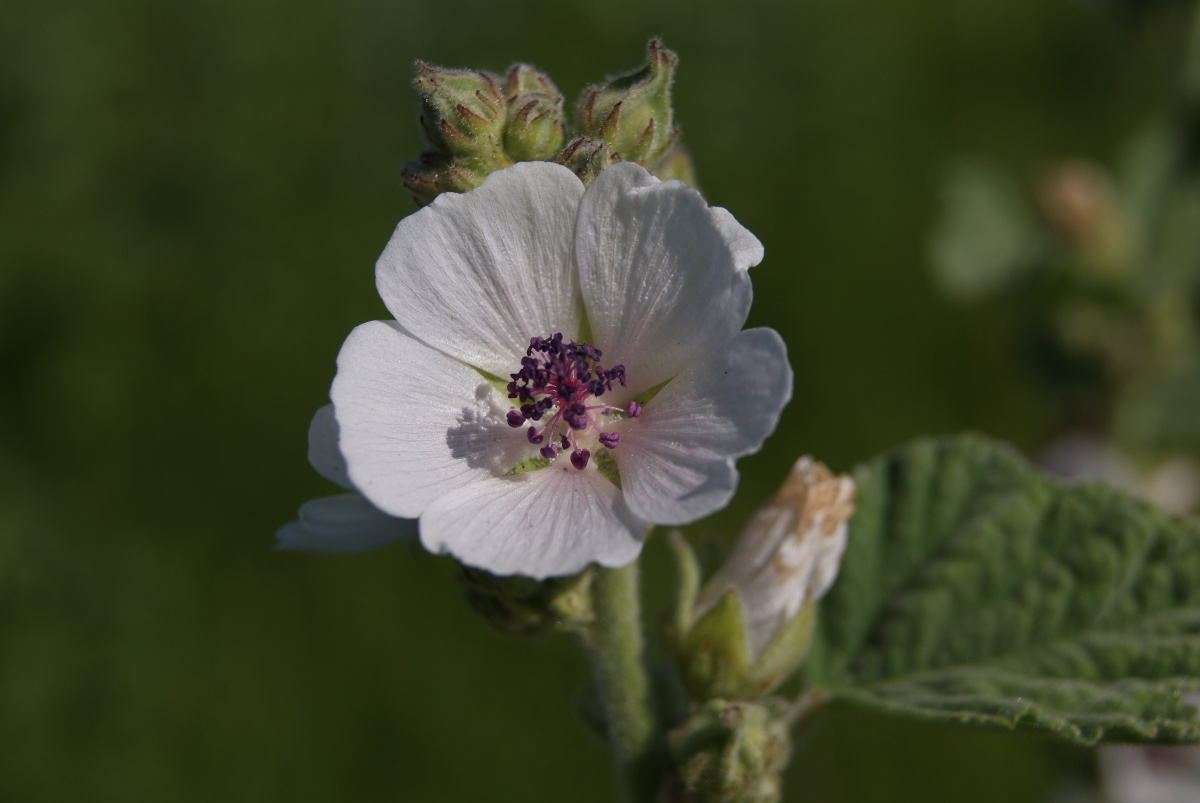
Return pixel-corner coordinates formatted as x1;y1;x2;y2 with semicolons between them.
458;565;594;638
677;590;753;700
592;450;622;489
745;600;815;696
667;531;702;639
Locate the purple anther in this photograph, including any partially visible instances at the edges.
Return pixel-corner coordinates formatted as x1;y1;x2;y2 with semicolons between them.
560;435;570;450
527;426;544;445
570;449;591;470
598;431;619;449
564;403;588;430
540;444;558;460
506;410;524;428
625;401;642;418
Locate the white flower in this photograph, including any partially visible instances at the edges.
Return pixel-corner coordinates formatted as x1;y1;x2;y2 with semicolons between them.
282;161;792;578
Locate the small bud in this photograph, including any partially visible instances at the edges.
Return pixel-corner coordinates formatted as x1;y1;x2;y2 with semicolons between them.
667;458;854;699
458;564;594;638
400;151;492;207
575;38;679;166
668;698;792;803
1036;160;1131;275
413;62;509;166
502;64;565;162
555;137;623;186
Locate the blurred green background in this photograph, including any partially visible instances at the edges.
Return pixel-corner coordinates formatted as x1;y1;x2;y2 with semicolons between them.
0;0;1181;799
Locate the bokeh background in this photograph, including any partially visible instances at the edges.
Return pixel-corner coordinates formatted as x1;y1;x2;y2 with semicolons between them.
0;0;1187;799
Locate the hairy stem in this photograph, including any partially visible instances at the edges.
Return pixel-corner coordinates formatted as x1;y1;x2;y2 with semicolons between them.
581;562;664;803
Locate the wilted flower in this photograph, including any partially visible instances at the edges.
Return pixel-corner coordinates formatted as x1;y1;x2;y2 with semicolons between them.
669;458;854;698
289;161;790;578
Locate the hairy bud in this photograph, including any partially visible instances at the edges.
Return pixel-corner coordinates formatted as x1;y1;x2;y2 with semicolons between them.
502;64;565;162
413;62;508;166
575;39;679;167
669;698;792;803
555;137;624;186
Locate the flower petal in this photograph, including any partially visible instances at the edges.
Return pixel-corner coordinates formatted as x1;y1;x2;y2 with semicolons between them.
275;493;417;553
307;404;352;489
331;321;536;519
575;162;759;395
613;328;792;525
375;161;586;377
419;467;644;579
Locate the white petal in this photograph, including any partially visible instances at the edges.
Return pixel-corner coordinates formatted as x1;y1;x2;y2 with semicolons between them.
275;493;417;553
307;404;352;489
331;321;536;519
576;163;759;394
419;466;644;579
613;328;792;525
375;161;586;377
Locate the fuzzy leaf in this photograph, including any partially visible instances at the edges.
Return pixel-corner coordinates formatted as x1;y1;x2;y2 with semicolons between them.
806;434;1200;745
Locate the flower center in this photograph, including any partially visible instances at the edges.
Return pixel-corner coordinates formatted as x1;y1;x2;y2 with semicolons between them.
504;333;642;470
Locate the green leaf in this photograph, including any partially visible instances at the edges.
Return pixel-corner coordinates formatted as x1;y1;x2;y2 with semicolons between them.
805;434;1200;745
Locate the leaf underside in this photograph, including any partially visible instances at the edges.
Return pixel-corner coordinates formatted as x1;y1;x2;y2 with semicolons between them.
805;434;1200;745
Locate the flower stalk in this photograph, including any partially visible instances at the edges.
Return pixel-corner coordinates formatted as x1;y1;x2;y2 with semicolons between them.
580;561;665;803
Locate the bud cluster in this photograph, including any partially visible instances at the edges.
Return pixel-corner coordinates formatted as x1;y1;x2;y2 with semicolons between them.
402;39;695;205
668;699;792;803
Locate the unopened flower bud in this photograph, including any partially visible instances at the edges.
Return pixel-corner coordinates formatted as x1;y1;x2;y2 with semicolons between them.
667;458;854;699
1037;160;1130;274
668;698;792;803
400;151;492;207
555;137;623;186
458;565;594;638
575;38;679;166
413;62;509;167
502;64;565;162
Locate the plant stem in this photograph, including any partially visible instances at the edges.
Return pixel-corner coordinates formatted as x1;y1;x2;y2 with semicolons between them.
581;562;663;803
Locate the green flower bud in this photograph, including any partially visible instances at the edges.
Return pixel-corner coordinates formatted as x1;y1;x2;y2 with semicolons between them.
458;564;594;638
667;459;855;699
413;62;509;166
669;698;792;803
554;137;623;186
502;64;565;162
576;38;679;166
400;151;494;207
